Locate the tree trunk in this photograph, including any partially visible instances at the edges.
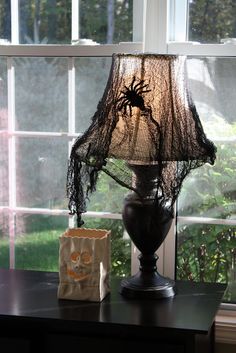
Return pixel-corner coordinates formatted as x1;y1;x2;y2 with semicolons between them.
3;0;11;41
47;0;57;43
34;0;41;43
107;0;114;44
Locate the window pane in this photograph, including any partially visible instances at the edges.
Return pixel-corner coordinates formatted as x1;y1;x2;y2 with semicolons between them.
15;214;67;271
176;223;236;284
0;211;9;268
0;1;11;43
178;142;236;220
0;57;7;128
0;133;8;206
14;215;131;277
14;57;68;132
75;57;111;133
0;57;8;206
79;0;133;44
178;57;236;220
87;170;126;214
188;0;236;44
82;217;131;277
177;57;236;288
19;0;71;44
16;137;68;209
74;57;126;213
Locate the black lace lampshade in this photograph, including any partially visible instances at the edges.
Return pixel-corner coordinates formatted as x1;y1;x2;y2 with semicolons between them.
67;53;216;299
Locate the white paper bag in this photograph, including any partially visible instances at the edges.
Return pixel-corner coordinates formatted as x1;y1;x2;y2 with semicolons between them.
58;228;111;302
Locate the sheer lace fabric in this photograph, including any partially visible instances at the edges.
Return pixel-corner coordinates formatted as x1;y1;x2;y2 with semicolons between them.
67;53;216;218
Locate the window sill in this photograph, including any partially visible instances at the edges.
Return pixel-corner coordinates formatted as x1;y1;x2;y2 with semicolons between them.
0;42;142;57
216;309;236;344
167;41;236;56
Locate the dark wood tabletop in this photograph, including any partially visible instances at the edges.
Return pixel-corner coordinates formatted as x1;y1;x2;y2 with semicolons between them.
0;268;226;334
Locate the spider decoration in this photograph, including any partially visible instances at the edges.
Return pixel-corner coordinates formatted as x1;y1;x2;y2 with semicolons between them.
116;76;151;115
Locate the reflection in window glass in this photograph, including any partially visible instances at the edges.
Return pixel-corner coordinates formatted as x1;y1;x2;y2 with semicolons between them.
14;57;68;132
75;57;111;133
80;0;133;44
188;0;236;44
19;0;71;44
16;137;68;209
0;1;11;43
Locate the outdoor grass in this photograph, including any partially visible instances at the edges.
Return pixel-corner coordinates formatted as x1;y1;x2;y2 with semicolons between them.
0;225;131;277
0;229;63;271
0;238;9;269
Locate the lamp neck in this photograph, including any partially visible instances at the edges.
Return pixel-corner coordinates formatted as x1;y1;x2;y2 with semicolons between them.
128;163;159;199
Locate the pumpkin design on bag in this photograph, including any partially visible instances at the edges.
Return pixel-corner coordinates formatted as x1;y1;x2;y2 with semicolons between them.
67;250;92;281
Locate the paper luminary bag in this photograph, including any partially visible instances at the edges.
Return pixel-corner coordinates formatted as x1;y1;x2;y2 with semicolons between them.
57;228;111;302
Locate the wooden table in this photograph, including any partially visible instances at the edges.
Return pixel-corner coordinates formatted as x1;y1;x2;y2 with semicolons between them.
0;269;226;353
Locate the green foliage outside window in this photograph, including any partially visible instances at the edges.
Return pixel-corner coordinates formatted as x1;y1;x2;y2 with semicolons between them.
84;165;131;278
177;122;236;283
80;0;133;44
0;0;133;44
189;0;236;43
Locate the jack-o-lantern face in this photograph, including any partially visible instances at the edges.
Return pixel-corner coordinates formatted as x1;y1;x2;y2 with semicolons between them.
67;250;92;282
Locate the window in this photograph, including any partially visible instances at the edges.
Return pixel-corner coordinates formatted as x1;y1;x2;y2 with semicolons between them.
0;0;142;276
166;2;236;342
0;0;236;306
165;1;236;304
0;0;135;45
1;0;235;344
176;57;236;288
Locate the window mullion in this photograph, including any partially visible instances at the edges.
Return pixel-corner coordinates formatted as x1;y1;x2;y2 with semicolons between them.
162;218;176;279
168;0;188;42
0;43;143;57
168;42;236;56
68;58;76;136
143;0;169;53
133;0;144;43
0;206;122;220
68;57;76;228
178;216;236;227
71;0;79;43
11;0;19;44
6;131;80;138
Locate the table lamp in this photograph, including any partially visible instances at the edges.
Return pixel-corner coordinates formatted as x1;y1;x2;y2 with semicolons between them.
67;53;216;299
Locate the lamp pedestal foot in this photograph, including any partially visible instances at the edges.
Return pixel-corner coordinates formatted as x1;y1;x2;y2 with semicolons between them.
120;274;175;299
120;253;176;299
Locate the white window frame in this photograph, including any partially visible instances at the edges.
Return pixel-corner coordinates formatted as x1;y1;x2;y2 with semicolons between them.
139;0;236;283
0;0;143;268
166;0;236;345
0;0;236;343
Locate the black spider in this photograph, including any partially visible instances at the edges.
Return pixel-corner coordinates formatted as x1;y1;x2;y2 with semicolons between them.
116;76;151;115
